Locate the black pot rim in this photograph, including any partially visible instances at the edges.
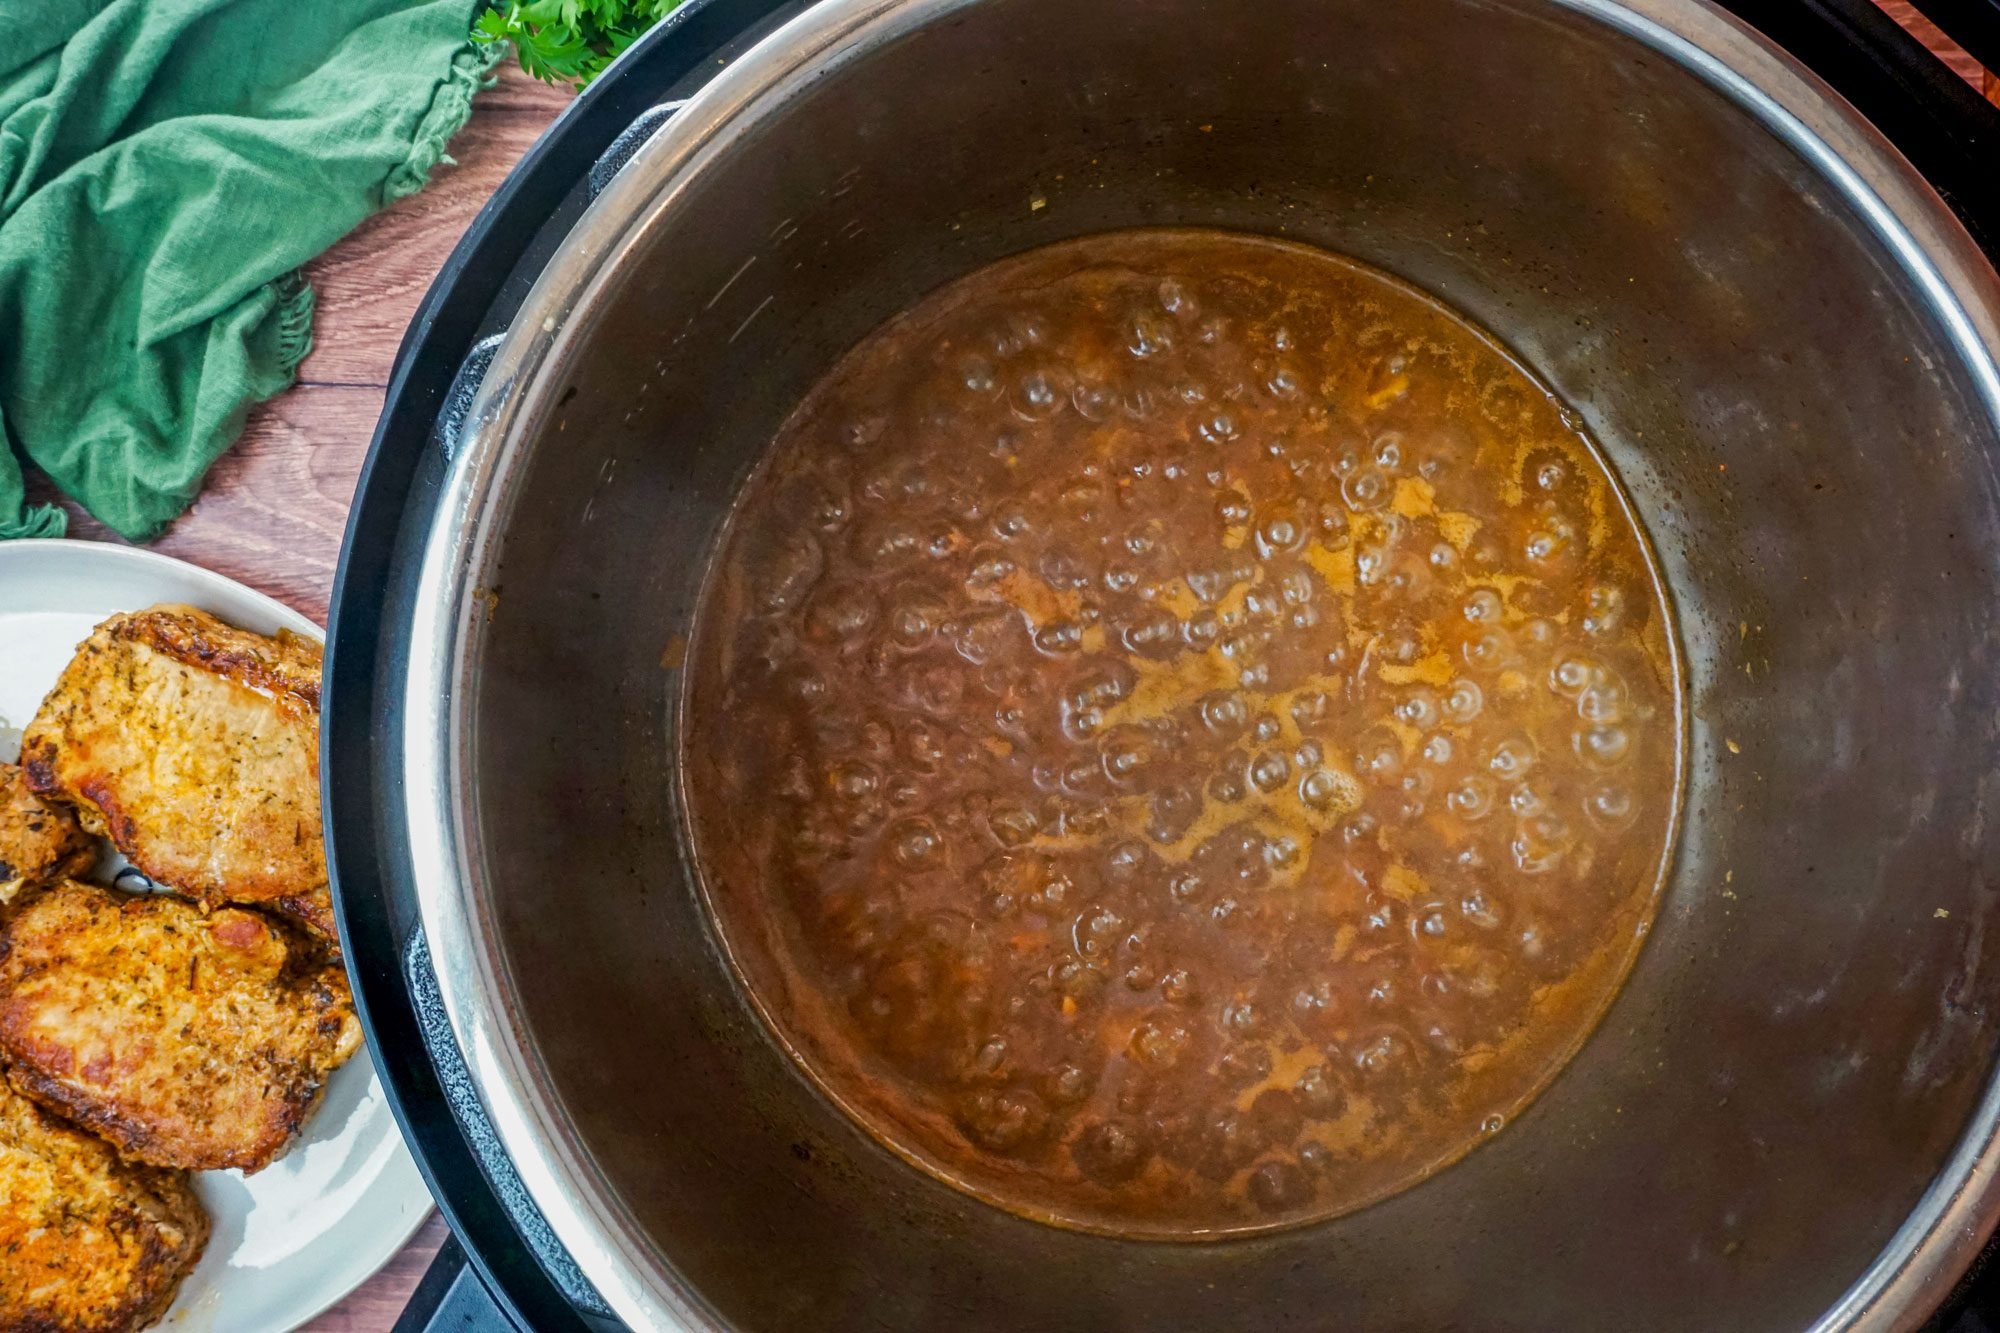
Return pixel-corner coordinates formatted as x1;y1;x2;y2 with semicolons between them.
322;2;2000;1326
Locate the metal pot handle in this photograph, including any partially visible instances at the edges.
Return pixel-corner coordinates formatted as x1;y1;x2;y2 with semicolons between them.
396;930;619;1327
431;97;684;464
588;100;688;199
393;1234;521;1333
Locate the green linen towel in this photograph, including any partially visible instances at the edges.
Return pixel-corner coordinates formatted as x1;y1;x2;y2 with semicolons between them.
0;0;500;541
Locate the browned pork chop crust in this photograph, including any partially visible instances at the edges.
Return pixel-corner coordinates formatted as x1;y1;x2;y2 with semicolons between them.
0;763;92;907
0;1076;208;1333
0;882;359;1172
19;606;335;939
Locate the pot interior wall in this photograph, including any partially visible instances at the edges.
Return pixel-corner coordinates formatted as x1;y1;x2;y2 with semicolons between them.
460;0;2000;1326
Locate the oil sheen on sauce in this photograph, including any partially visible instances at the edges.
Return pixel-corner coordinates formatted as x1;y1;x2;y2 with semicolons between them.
684;229;1680;1237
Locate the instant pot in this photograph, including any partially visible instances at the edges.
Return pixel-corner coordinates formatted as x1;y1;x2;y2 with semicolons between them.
325;0;2000;1328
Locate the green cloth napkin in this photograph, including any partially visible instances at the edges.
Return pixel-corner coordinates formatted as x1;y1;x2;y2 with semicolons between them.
0;0;499;541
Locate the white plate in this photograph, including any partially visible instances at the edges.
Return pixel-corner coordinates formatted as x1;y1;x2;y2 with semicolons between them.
0;539;434;1333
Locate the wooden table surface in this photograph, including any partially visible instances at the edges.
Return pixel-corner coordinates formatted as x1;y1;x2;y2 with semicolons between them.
22;7;1996;1329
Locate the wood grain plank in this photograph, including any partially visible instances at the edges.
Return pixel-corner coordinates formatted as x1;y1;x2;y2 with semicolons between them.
1875;0;2000;103
24;385;378;625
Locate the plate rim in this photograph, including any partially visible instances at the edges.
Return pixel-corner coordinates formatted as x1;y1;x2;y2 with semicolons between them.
0;538;323;632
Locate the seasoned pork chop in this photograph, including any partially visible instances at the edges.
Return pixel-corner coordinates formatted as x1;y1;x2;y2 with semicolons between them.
19;605;335;939
0;1076;207;1333
0;882;360;1172
0;762;92;906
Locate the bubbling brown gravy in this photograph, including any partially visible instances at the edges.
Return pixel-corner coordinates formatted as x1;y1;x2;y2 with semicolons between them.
684;229;1680;1236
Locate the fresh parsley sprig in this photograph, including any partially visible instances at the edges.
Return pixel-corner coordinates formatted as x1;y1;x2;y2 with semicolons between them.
473;0;686;90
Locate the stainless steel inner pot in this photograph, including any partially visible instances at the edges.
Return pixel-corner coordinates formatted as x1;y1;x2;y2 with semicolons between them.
402;0;2000;1327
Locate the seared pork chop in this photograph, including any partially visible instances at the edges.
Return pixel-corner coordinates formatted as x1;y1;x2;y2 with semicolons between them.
0;881;359;1172
0;762;92;906
0;1076;207;1332
19;606;335;939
